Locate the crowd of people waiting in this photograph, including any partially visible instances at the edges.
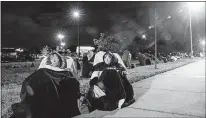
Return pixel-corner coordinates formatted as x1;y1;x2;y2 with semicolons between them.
11;47;196;118
10;49;135;118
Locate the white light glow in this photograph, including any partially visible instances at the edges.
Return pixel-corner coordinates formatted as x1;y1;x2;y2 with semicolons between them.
68;6;84;23
148;25;155;29
57;33;65;40
61;42;66;46
167;15;171;19
201;40;205;45
188;2;205;12
73;11;80;18
142;34;146;39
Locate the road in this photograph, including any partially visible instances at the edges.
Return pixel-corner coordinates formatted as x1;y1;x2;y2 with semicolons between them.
104;59;205;117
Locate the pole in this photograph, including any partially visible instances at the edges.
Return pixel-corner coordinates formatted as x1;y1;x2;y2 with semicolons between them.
78;21;80;58
154;2;158;69
189;7;193;57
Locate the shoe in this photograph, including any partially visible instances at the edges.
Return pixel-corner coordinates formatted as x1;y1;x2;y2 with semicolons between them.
121;98;135;108
118;99;125;109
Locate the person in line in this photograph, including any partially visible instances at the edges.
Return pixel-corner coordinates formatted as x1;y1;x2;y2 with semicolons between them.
81;50;95;78
86;51;135;112
12;52;81;118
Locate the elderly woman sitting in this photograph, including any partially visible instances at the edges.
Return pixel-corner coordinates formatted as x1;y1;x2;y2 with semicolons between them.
15;52;81;118
86;51;135;112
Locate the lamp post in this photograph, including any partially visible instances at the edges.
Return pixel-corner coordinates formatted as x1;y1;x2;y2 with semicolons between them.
72;10;80;57
187;2;205;57
188;5;193;57
154;2;158;69
149;5;171;69
56;33;65;50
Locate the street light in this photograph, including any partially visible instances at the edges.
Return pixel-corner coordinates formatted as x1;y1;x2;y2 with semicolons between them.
201;40;205;45
56;33;65;51
57;33;65;41
61;42;66;47
142;34;146;39
201;40;205;54
72;10;81;58
187;2;205;57
73;11;80;18
188;2;204;12
154;3;158;69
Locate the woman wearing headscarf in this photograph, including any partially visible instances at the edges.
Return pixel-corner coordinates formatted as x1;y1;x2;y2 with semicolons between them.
12;52;81;118
86;51;135;112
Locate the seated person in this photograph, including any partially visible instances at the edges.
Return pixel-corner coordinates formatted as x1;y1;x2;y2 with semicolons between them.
14;52;81;118
86;51;135;112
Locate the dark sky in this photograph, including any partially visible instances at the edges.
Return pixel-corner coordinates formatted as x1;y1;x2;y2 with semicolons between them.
1;1;119;49
1;1;205;50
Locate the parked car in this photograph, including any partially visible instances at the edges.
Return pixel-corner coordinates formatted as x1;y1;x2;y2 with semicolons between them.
1;48;35;62
17;51;35;61
1;48;18;62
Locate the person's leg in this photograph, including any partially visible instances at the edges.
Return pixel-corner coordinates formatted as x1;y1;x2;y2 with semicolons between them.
121;74;134;102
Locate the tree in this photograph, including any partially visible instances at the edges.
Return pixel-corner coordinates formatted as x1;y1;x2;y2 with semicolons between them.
93;33;122;53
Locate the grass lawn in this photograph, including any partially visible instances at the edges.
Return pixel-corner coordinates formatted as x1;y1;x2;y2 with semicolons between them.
1;57;201;118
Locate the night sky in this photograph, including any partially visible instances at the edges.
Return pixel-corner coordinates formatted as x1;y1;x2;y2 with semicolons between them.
1;1;205;50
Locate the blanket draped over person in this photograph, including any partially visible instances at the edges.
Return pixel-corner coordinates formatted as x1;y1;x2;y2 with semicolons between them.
86;51;134;112
16;68;81;118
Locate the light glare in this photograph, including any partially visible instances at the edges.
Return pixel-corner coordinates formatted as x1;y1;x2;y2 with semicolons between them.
167;15;171;19
142;34;146;39
201;40;205;45
57;34;65;40
73;11;80;18
188;2;205;12
61;42;66;46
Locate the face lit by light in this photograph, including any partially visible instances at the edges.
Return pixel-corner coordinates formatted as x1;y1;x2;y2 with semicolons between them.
104;54;112;65
50;54;60;67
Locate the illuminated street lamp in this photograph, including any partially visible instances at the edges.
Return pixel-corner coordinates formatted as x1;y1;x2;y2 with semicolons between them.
201;40;205;54
201;40;205;45
187;2;205;57
71;9;81;57
73;11;80;18
142;34;146;39
56;33;65;50
61;42;66;47
57;33;65;41
188;2;204;12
